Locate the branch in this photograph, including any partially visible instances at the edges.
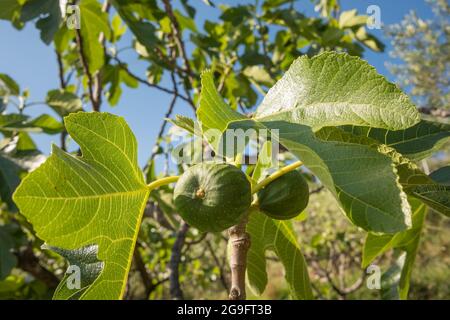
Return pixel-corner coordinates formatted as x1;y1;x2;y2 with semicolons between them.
309;186;324;195
75;29;101;111
144;201;176;231
55;50;66;88
16;245;60;289
143;72;180;177
228;215;251;300
184;232;207;246
161;0;195;84
419;107;450;118
133;246;153;298
169;222;189;299
152;73;178;161
252;160;303;194
206;240;230;292
55;50;68;151
90;0;111;112
113;57;195;109
217;56;238;93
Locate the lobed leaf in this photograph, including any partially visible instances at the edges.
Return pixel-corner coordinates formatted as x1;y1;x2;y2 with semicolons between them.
13;112;150;299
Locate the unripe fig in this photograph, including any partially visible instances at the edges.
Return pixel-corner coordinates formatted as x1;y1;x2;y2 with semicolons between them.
257;170;309;220
173;163;251;232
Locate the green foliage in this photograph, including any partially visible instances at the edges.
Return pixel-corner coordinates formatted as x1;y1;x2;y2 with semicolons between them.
0;73;20;96
20;0;62;44
167;115;198;136
0;224;19;279
46;89;83;117
386;0;450;110
0;0;448;301
197;71;245;151
103;64;139;106
78;0;111;74
0;153;21;210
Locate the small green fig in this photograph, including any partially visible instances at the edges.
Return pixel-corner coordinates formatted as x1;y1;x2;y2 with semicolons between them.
257;170;309;220
173;163;251;232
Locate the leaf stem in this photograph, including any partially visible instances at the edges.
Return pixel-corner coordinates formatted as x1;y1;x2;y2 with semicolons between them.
251;160;303;194
147;176;179;190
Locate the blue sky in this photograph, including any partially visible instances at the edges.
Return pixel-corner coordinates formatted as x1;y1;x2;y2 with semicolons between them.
0;0;433;167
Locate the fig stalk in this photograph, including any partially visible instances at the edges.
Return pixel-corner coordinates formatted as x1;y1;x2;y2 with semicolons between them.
252;160;303;194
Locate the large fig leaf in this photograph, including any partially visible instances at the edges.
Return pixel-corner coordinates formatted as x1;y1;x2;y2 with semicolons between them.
247;211;313;299
13;112;150;299
341;120;450;161
255;52;420;130
228;119;412;233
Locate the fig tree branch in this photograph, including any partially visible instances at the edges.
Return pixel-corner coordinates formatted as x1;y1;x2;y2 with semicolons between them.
133;246;153;298
169;222;190;299
75;29;101;112
113;57;195;109
206;240;230;292
161;0;195;85
16;245;60;289
149;72;178;163
55;50;68;151
228;207;255;300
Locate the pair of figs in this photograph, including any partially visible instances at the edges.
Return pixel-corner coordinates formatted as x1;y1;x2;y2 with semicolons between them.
173;163;309;232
